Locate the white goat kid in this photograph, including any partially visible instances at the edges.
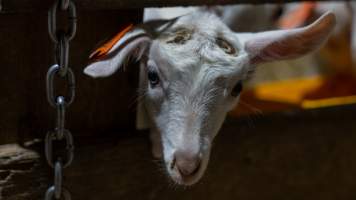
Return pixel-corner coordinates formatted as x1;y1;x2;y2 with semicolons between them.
84;11;335;186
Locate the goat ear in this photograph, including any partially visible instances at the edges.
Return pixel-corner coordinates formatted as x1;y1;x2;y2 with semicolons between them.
84;25;151;78
240;12;335;65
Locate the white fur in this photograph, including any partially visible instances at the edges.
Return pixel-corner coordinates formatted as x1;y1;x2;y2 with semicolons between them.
84;11;335;186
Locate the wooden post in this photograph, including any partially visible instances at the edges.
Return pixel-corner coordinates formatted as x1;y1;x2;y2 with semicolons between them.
0;0;345;13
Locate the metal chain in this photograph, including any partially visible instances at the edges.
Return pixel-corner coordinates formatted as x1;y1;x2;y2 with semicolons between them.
45;0;77;199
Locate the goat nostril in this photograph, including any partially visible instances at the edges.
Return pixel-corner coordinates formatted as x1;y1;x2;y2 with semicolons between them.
170;157;176;170
178;167;189;176
173;151;202;177
176;158;201;177
191;160;201;175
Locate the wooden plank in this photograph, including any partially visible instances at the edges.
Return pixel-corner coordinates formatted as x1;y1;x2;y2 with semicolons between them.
0;0;348;13
1;105;356;199
0;143;49;199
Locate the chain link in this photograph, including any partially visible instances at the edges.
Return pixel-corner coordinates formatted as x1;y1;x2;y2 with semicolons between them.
54;161;63;199
48;0;77;43
45;130;74;168
56;96;66;139
46;64;75;108
60;0;70;10
56;33;70;76
45;0;76;199
45;187;72;200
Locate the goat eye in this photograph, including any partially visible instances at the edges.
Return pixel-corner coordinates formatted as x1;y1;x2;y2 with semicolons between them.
148;70;160;86
216;38;236;55
231;81;243;97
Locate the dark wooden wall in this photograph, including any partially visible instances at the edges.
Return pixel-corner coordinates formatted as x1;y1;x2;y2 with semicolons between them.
0;9;143;145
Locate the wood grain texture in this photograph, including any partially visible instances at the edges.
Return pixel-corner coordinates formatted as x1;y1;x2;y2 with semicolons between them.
1;105;356;200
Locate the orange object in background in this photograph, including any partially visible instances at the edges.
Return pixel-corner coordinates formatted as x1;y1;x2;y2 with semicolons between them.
230;75;356;117
278;2;316;29
304;19;356;102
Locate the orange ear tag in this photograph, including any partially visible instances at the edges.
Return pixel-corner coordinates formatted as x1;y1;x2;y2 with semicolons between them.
89;24;134;61
278;2;316;29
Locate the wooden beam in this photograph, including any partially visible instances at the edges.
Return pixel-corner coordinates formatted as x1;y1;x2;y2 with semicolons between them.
0;0;349;13
1;104;356;199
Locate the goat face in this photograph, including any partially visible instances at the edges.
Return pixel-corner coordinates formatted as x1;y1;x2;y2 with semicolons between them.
84;11;335;186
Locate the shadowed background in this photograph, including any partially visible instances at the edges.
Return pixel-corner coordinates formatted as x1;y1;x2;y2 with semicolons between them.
0;1;355;199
